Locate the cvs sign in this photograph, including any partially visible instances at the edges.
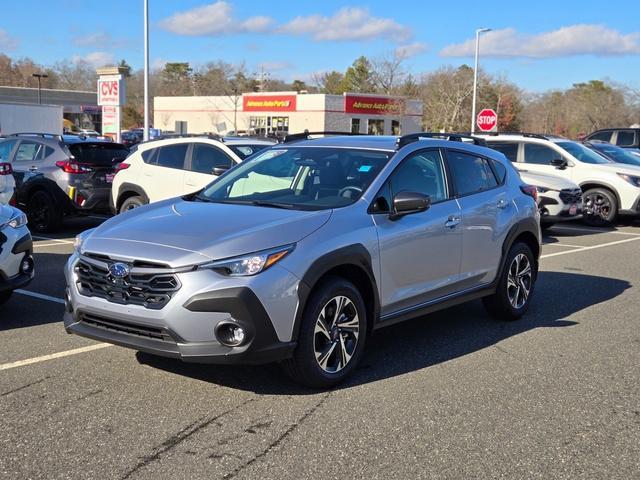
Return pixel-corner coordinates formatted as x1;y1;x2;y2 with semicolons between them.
97;75;125;106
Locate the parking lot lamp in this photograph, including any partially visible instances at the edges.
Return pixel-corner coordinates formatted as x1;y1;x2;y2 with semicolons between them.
143;0;150;141
32;73;48;104
471;28;491;134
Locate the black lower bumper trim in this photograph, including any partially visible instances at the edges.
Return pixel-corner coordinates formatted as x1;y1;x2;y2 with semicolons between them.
0;271;33;292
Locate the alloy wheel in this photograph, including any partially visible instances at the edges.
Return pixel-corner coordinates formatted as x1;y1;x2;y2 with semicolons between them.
313;295;360;373
584;192;611;220
507;253;532;309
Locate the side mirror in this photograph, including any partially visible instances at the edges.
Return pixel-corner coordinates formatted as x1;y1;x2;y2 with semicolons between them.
212;165;230;176
550;158;568;169
390;191;431;220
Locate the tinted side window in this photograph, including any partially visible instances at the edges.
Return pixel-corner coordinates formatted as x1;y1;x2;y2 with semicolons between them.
491;159;507;184
588;131;612;142
14;141;44;162
0;140;17;162
448;151;498;196
191;144;232;174
141;148;156;163
389;149;448;203
523;143;558;165
489;142;518;163
155;144;188;169
616;130;636;147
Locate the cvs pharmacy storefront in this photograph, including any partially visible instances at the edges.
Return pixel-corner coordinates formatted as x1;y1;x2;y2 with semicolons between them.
153;92;423;136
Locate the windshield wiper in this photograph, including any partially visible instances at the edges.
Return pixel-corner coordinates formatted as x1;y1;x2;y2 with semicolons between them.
250;200;296;209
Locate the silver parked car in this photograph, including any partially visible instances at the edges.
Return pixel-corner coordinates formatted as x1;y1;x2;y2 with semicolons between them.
64;133;541;387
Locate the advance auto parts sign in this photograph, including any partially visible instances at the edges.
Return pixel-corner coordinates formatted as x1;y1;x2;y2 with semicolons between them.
242;95;297;112
345;95;405;115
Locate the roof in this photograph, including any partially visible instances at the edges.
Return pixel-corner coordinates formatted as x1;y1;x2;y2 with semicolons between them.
285;135;399;151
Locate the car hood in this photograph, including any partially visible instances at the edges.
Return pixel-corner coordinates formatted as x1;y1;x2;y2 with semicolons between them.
595;162;640;176
82;199;332;268
0;204;18;223
517;169;579;190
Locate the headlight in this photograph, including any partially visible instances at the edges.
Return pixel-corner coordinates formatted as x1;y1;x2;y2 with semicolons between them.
200;244;295;276
74;228;96;253
617;173;640;187
5;211;28;229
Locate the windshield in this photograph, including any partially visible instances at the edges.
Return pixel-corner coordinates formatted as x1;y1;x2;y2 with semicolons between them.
556;141;612;164
590;144;640;166
196;147;392;210
228;144;271;160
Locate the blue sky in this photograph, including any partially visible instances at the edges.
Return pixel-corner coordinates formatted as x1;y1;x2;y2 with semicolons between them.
1;0;639;92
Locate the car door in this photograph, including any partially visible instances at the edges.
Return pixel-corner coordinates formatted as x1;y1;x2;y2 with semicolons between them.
373;148;463;316
11;140;47;195
520;142;573;180
0;140;18;201
184;142;235;193
142;143;188;202
446;149;512;287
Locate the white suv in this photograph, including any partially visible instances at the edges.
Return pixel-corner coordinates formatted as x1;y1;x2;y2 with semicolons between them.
482;133;640;225
111;136;274;213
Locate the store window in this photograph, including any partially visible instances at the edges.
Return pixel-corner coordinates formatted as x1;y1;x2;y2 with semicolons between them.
367;119;385;135
391;120;401;135
351;118;361;134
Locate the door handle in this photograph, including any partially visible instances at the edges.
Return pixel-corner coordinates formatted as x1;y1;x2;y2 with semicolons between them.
28;166;38;172
445;216;461;229
496;199;508;209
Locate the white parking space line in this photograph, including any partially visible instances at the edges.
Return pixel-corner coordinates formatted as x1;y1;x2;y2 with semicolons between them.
543;243;586;249
15;290;65;304
32;235;74;244
0;344;113;372
550;225;640;236
541;236;640;259
33;242;72;248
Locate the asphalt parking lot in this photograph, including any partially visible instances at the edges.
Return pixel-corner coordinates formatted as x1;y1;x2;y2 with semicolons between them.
1;218;639;480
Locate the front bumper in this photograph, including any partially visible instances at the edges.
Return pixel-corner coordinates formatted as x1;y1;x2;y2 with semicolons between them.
0;229;34;292
63;255;299;365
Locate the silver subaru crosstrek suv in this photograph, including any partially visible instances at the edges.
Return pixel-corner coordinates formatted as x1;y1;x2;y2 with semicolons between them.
64;133;541;387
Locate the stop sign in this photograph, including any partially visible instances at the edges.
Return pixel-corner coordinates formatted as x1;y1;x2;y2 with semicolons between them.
476;108;498;132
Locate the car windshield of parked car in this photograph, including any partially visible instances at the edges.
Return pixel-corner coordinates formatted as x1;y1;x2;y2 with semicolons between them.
227;144;271;160
196;147;392;210
590;144;640;166
556;141;612;164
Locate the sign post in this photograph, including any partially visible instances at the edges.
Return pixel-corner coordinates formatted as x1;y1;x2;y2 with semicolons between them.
476;108;498;133
96;67;127;142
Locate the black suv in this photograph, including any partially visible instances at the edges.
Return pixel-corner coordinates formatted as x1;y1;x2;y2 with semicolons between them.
0;134;129;232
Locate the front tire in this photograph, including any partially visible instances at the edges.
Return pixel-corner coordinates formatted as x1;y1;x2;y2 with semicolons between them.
583;188;617;226
283;277;367;388
26;190;62;233
483;242;537;321
119;195;145;214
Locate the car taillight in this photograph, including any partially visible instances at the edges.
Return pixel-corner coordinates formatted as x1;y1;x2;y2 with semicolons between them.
520;184;538;203
114;162;130;173
0;162;13;175
55;160;92;174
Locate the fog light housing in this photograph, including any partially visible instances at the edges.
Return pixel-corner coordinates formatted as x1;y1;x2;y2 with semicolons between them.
64;288;73;313
20;255;34;275
215;322;247;347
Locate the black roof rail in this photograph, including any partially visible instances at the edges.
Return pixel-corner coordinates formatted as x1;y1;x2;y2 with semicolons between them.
8;132;63;141
396;132;487;150
282;130;363;144
138;133;224;145
481;131;550;140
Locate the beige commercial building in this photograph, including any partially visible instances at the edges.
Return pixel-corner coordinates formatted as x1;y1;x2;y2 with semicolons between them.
154;92;423;137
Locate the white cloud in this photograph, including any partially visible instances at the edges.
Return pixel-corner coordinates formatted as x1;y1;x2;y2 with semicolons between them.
0;29;19;51
72;32;126;48
159;1;273;36
395;42;427;59
72;51;115;68
440;25;640;58
279;7;411;43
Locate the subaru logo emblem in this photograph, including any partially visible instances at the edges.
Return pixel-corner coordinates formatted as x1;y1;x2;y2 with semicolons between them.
108;262;130;278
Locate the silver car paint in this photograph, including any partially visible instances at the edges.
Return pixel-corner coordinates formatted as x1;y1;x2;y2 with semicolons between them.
65;138;539;352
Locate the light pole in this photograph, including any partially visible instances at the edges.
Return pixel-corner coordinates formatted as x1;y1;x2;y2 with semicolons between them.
143;0;150;141
471;27;491;134
32;73;48;104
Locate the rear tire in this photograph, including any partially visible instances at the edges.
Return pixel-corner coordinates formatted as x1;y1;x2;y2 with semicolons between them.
26;190;62;233
483;242;537;321
283;276;367;388
0;290;12;305
119;195;145;214
583;188;617;226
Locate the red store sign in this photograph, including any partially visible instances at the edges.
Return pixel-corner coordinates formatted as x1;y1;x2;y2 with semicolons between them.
344;95;405;115
243;95;297;112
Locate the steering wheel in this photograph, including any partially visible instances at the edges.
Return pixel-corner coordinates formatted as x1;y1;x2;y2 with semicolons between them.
338;186;363;198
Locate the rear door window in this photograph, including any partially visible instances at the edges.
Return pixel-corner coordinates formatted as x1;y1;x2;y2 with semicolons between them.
14;141;44;162
616;130;636;147
447;150;499;196
155;144;188;170
588;131;613;143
